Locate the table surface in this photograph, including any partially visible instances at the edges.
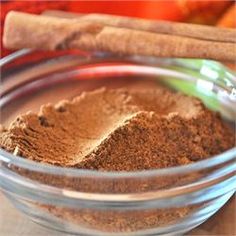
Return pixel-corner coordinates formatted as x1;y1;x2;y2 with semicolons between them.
0;192;235;236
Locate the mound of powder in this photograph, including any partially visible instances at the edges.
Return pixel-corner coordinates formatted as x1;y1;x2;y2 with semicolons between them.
0;87;234;171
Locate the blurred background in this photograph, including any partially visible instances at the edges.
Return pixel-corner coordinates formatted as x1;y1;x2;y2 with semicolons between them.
1;0;236;58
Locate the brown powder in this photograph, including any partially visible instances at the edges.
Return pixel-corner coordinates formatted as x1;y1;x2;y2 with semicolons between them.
0;87;235;233
0;87;234;170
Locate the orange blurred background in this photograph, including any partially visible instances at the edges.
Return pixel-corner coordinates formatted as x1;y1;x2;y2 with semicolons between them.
1;0;235;57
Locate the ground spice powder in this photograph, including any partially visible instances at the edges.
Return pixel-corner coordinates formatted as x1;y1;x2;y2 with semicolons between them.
0;87;234;232
0;87;233;170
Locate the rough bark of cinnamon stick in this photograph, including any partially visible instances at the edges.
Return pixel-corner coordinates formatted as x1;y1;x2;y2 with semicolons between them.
43;10;236;43
3;11;236;61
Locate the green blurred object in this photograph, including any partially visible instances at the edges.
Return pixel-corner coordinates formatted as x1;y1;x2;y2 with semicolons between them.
162;59;236;112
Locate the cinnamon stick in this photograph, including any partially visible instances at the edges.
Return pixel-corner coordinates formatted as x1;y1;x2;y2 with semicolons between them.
43;10;236;43
3;11;236;61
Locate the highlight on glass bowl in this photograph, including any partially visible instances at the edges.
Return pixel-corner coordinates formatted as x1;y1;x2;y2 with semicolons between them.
0;49;235;235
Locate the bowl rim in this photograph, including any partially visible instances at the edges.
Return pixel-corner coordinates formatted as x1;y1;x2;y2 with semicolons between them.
0;50;236;179
0;147;236;178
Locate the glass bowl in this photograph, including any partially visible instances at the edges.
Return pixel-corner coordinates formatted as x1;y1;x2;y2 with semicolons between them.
0;51;236;236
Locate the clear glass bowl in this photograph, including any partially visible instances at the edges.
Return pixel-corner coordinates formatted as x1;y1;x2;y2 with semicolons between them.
0;50;236;236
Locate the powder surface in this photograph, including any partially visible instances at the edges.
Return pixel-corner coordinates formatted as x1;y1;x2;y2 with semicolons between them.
0;87;234;171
